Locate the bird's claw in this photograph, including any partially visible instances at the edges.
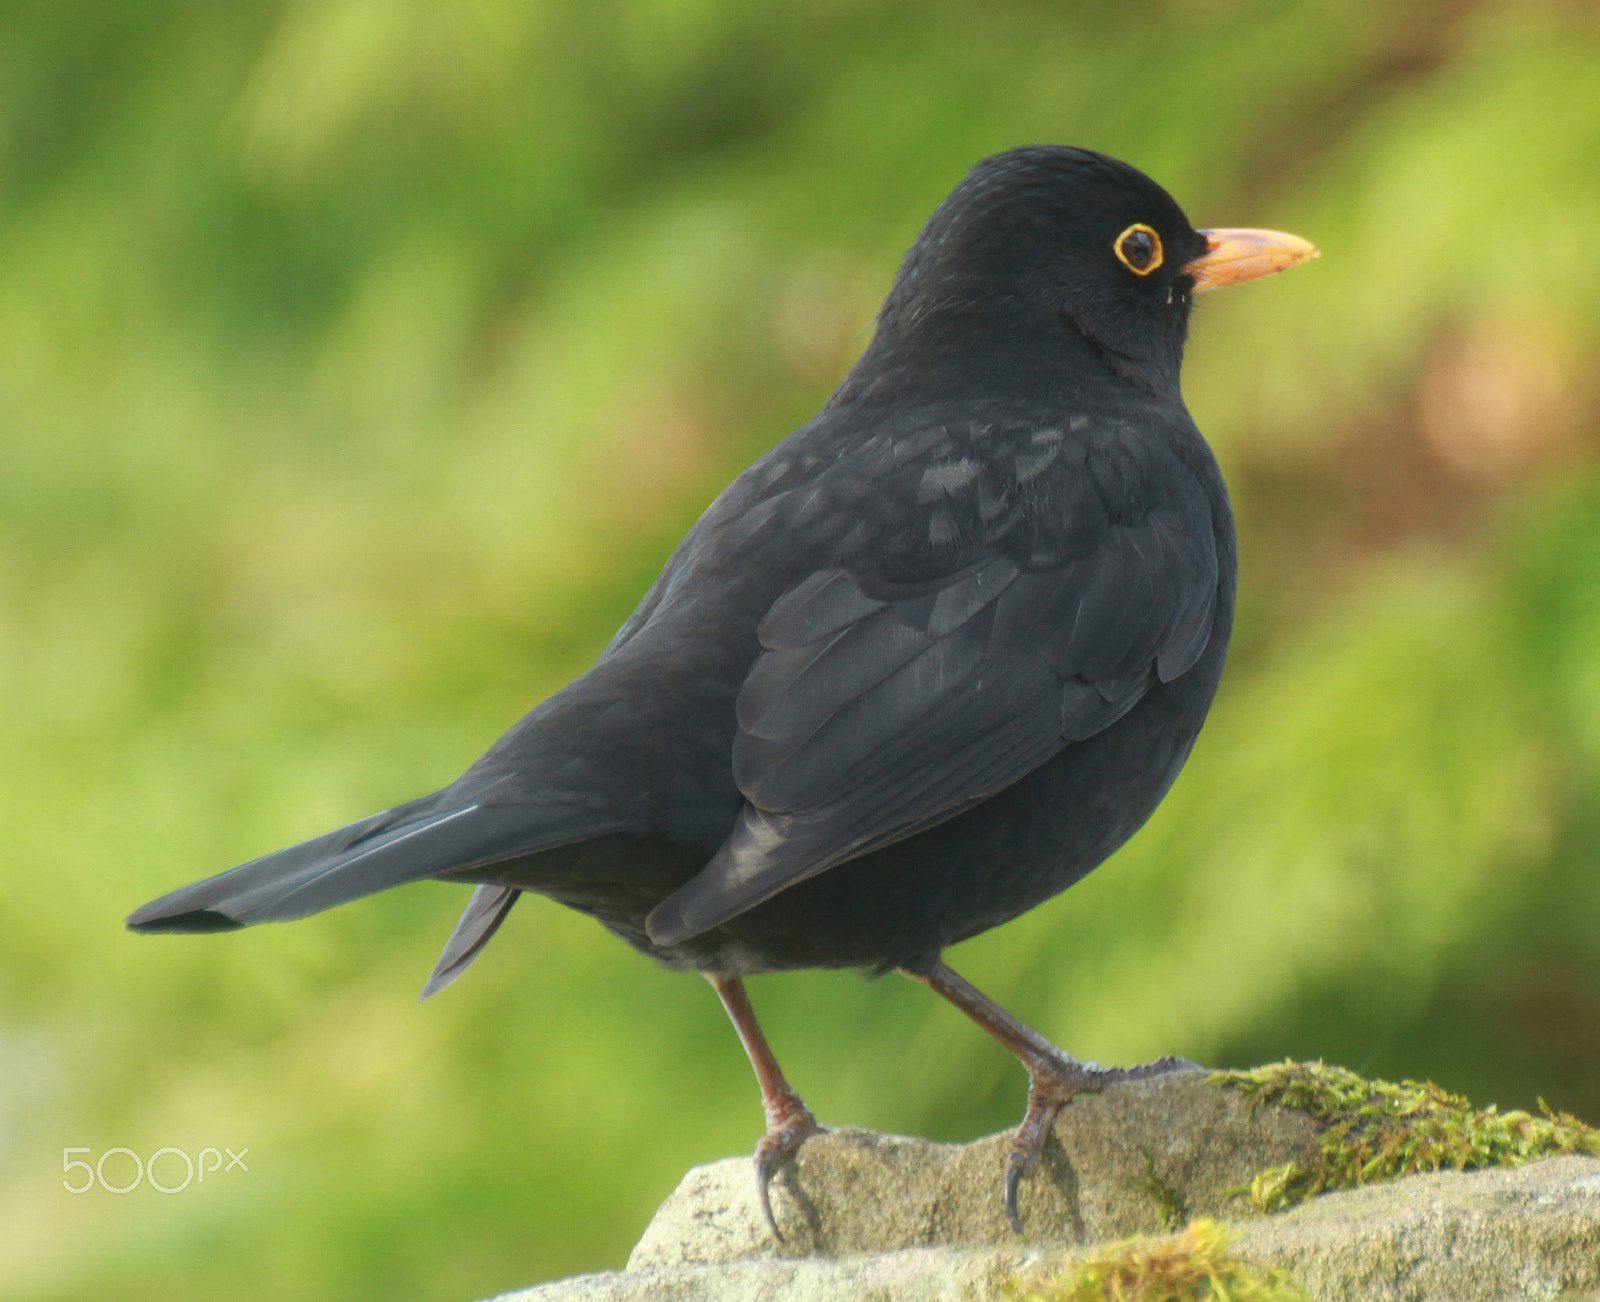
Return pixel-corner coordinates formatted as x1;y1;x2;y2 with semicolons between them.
752;1101;827;1240
1004;1052;1199;1233
1004;1076;1072;1233
1003;1156;1028;1233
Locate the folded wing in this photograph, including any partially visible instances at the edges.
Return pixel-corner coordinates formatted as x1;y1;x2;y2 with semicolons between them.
646;469;1219;945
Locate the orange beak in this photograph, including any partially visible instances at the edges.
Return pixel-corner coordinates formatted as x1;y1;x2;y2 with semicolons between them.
1184;228;1319;293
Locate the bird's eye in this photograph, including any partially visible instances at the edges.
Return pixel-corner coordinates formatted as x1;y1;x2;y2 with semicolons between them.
1113;224;1164;276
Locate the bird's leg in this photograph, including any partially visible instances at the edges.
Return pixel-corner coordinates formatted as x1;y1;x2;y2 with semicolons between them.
706;973;827;1239
904;959;1197;1233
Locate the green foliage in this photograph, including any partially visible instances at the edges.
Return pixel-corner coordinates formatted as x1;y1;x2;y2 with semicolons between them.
1008;1218;1306;1302
1218;1061;1600;1212
4;1;1600;1299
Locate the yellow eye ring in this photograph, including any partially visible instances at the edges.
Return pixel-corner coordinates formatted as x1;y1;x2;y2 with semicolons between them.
1114;224;1164;276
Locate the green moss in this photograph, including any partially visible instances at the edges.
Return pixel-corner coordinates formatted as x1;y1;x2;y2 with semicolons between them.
1006;1218;1305;1302
1214;1061;1600;1213
1128;1150;1189;1232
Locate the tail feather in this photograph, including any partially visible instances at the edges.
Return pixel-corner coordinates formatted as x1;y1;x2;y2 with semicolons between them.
419;884;520;1001
126;798;617;933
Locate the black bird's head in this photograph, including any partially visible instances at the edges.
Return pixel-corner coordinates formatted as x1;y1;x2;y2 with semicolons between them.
867;146;1315;398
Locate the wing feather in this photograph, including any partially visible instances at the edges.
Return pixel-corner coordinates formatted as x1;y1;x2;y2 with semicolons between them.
646;441;1222;946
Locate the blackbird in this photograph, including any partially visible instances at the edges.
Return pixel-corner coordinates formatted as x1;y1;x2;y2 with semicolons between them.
129;146;1316;1233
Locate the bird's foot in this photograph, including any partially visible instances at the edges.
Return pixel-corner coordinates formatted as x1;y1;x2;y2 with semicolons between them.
903;962;1201;1234
1004;1051;1198;1233
752;1087;828;1240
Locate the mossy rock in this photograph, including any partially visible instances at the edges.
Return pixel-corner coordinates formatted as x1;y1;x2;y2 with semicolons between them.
1214;1059;1600;1212
1008;1218;1305;1302
491;1062;1600;1302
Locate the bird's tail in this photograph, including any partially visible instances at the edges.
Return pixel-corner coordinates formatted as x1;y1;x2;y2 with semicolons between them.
125;797;604;934
419;884;521;1001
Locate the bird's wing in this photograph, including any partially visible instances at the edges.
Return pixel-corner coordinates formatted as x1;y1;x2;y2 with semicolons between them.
646;458;1220;945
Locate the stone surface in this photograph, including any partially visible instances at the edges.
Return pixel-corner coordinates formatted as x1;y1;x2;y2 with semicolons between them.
1230;1154;1600;1302
491;1245;1073;1302
484;1072;1600;1302
629;1069;1319;1267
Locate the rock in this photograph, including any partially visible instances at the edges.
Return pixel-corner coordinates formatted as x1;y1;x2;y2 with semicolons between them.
629;1069;1319;1266
484;1070;1600;1302
489;1245;1066;1302
1230;1155;1600;1302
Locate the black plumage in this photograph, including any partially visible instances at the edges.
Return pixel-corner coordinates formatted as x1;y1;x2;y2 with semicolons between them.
129;146;1315;1232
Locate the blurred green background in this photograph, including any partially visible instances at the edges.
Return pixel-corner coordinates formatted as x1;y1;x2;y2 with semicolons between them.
4;0;1600;1297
